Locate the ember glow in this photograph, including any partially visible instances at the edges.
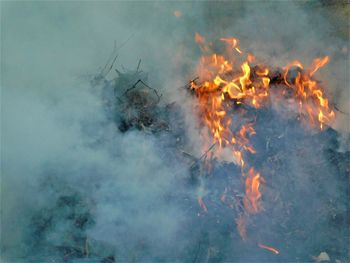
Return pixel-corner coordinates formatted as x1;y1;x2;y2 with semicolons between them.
198;196;208;213
243;168;262;214
258;243;280;255
190;33;335;240
173;10;182;18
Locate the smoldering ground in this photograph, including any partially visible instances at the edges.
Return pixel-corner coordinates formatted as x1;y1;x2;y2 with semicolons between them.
1;1;349;262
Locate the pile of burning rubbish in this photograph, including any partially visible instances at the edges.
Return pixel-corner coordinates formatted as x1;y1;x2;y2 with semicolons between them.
3;1;350;262
26;33;349;263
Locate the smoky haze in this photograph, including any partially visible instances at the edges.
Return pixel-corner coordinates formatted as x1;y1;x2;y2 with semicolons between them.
1;1;349;262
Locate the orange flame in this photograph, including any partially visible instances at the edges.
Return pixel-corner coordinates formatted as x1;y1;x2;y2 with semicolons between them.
195;32;205;45
191;33;335;239
309;56;329;76
258;243;280;255
220;37;239;49
236;214;247;241
198;196;208;213
173;10;182;18
243;168;262;214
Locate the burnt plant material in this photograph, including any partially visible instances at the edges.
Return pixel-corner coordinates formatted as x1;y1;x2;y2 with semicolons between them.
100;67;190;160
100;68;172;133
25;65;349;263
117;79;166;133
29;192;96;261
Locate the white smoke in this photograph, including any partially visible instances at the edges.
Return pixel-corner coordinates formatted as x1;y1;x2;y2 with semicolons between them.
1;1;348;262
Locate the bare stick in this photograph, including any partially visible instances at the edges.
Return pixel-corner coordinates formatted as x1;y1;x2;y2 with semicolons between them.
100;34;135;77
136;59;142;72
334;104;349;115
104;53;119;76
198;143;216;161
101;40;117;74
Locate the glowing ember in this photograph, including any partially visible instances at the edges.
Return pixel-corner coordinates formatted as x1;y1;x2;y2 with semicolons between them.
243;168;262;214
198;196;208;213
173;10;182;18
258;243;280;255
190;33;335;240
236;214;247;241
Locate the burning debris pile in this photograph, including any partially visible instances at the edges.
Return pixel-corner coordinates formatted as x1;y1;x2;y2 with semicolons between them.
2;2;349;263
188;33;337;242
22;37;349;262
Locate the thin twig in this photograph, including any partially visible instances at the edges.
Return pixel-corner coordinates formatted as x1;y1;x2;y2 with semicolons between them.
181;150;198;161
101;40;117;74
198;143;216;161
100;34;135;77
136;59;142;72
190;77;199;83
334;104;349;115
187;77;199;89
115;69;122;76
104;54;119;76
84;238;89;258
190;143;216;168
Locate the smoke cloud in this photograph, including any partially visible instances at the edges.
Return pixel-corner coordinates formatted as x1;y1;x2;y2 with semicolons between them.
1;1;349;262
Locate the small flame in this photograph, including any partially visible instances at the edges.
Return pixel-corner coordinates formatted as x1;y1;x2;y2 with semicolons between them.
258;243;280;255
173;10;182;17
195;32;205;45
247;53;255;63
198;196;208;213
220;37;239;49
236;214;247;241
309;56;329;76
243;169;262;214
